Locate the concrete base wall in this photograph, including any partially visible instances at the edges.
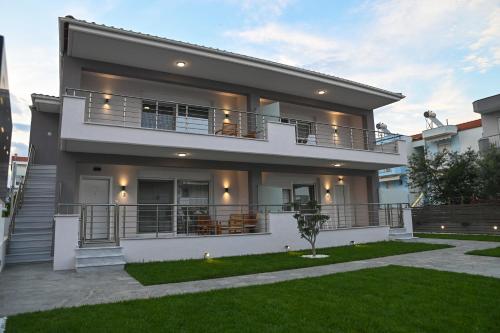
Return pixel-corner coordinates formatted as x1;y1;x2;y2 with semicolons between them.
53;214;80;271
121;212;390;262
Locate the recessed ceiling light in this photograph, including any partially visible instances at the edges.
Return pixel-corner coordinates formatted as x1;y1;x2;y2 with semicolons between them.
316;89;327;95
332;163;342;167
176;61;187;68
176;152;188;157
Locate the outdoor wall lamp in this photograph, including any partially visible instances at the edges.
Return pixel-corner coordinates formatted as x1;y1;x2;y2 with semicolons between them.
338;176;344;182
104;98;110;104
325;189;331;195
224;187;229;193
120;185;127;197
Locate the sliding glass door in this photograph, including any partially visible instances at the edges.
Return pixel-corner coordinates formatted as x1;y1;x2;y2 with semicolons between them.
177;180;210;234
137;180;174;233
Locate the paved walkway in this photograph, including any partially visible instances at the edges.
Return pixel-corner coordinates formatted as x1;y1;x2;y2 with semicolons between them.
1;238;499;316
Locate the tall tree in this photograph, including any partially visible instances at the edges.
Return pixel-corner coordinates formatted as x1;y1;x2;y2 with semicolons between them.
408;149;480;204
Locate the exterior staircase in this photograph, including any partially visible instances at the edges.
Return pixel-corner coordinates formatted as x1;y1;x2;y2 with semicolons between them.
75;246;126;272
389;227;415;240
6;165;57;264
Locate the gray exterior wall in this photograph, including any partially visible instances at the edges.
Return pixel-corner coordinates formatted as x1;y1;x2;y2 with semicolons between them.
29;109;59;165
0;35;12;200
55;55;379;204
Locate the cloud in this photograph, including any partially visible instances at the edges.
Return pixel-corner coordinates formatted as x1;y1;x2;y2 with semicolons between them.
465;8;500;72
223;0;500;134
229;0;292;21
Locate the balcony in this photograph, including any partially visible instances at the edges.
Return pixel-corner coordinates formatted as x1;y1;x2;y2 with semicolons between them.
479;134;500;151
60;89;408;169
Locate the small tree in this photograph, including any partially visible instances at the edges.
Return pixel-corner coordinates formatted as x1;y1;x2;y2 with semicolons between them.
478;147;500;200
293;201;330;256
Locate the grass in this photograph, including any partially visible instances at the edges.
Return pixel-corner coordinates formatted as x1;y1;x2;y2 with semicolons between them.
466;246;500;257
125;241;451;285
7;265;500;333
415;232;500;242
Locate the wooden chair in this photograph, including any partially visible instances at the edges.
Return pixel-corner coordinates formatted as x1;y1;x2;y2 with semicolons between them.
228;214;244;233
243;213;259;233
216;123;238;136
196;215;220;235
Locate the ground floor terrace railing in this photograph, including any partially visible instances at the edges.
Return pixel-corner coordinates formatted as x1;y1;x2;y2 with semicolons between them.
66;88;402;154
57;203;405;247
479;134;500;151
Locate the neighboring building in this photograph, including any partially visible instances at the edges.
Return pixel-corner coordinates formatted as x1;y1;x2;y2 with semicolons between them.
473;93;500;151
378;113;482;206
9;154;28;192
0;35;12;202
6;16;412;268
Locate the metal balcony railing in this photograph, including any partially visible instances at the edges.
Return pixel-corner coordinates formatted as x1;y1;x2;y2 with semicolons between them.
57;203;405;246
66;88;402;154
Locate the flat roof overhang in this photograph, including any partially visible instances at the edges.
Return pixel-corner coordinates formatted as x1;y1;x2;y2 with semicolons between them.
60;18;404;110
31;94;60;113
473;93;500;114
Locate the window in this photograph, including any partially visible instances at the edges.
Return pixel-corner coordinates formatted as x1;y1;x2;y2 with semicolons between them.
293;184;316;205
437;140;451;153
141;101;176;130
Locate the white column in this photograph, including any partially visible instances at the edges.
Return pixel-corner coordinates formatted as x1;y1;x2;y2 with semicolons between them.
53;214;80;271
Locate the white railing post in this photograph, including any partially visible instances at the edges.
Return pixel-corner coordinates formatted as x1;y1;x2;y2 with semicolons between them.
155;100;159;130
87;92;92;122
123;97;127;127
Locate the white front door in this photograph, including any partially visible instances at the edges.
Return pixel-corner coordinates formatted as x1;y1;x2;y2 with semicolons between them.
79;177;111;241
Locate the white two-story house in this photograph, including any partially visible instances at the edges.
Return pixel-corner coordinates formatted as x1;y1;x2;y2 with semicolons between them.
6;16;411;270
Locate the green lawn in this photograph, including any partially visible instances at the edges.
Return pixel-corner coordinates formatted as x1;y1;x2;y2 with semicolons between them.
125;241;451;285
7;266;500;333
467;246;500;257
415;233;500;242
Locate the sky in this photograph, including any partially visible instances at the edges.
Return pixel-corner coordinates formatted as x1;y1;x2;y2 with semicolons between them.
1;0;500;157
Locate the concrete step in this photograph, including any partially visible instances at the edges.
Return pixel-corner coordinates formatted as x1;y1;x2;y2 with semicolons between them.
389;227;407;234
76;253;125;266
389;232;415;240
5;252;53;264
14;222;53;229
75;246;125;272
76;261;125;273
9;239;52;249
11;232;52;241
13;226;53;233
9;245;52;254
14;216;54;223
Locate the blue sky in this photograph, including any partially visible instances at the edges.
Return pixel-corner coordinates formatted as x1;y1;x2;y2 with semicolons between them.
1;0;500;156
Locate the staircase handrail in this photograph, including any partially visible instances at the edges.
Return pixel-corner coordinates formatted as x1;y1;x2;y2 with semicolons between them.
7;145;36;246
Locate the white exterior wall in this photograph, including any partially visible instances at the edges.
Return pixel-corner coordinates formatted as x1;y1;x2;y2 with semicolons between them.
456;127;482;153
81;71;248;113
481;111;500;137
53;214;80;270
121;213;389;262
61;96;407;168
75;164;248;206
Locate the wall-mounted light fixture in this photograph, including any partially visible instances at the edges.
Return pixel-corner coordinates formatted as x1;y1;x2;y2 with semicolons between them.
104;98;110;104
120;185;127;198
204;252;210;259
325;188;331;195
224;187;229;193
338;176;344;183
494;225;498;231
284;245;290;252
440;225;445;230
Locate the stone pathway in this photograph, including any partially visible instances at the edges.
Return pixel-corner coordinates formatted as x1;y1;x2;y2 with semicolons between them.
1;238;499;316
